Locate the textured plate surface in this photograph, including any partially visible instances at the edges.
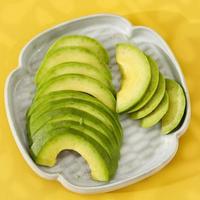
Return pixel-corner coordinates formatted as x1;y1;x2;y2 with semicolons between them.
5;14;191;194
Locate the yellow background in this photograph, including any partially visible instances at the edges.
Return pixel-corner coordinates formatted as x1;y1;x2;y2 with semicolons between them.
0;0;199;199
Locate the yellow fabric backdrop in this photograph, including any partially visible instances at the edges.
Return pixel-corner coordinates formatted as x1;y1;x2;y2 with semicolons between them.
0;0;199;199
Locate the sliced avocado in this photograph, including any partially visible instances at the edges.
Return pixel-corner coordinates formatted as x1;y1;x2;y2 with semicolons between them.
32;120;118;161
130;73;165;119
140;92;169;128
28;91;122;136
30;98;122;142
116;43;151;113
29;98;122;145
129;56;159;112
31;120;119;171
34;74;116;111
35;47;111;85
28;107;119;148
162;79;186;134
47;35;109;64
31;127;114;181
37;62;115;94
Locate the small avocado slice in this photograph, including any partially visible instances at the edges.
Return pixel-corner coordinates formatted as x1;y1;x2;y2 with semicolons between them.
140;92;169;128
47;35;109;64
129;56;159;112
27;91;122;136
29;98;122;145
34;74;116;111
116;43;151;113
162;79;186;134
130;73;165;119
37;62;115;94
28;107;119;149
35;47;111;85
31;127;114;181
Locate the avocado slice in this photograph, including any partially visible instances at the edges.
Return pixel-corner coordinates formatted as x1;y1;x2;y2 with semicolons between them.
29;98;122;145
32;120;118;161
28;91;122;136
37;62;115;94
130;73;165;119
28;91;121;132
47;35;109;64
129;56;159;112
35;47;111;85
31;127;114;181
162;79;186;134
140;92;169;128
28;107;119;148
116;43;151;113
34;74;116;111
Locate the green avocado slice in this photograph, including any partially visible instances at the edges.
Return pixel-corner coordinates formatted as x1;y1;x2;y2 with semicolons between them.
37;62;115;94
29;98;122;145
129;56;159;112
161;79;186;134
35;46;111;85
34;74;116;111
31;127;114;181
47;35;109;64
27;91;122;136
130;73;165;119
116;43;151;113
32;120;118;161
28;107;119;148
140;92;169;128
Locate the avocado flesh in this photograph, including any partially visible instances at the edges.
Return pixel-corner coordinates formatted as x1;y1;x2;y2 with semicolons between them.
47;35;109;64
35;74;116;112
31;127;114;181
28;91;122;135
35;47;111;85
32;120;119;171
130;73;166;119
32;120;117;161
28;107;119;149
129;56;159;112
161;79;186;134
29;98;122;144
37;62;115;94
140;92;169;128
116;43;151;113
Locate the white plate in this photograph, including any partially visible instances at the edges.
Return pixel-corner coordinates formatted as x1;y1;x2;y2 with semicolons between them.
4;14;191;194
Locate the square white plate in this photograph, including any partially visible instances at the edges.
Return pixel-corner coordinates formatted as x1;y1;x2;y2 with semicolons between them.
5;14;191;194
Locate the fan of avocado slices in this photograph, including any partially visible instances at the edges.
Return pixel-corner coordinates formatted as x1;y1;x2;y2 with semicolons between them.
28;35;122;182
115;43;186;134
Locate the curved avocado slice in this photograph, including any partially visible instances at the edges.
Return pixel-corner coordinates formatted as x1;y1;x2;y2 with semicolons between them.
47;35;109;64
28;107;119;148
129;56;159;112
35;46;111;85
28;90;122;136
34;74;116;111
130;73;166;119
29;98;122;145
29;105;120;146
37;62;115;94
31;127;114;181
32;120;119;171
140;92;169;128
32;120;118;161
116;43;151;113
162;79;186;134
